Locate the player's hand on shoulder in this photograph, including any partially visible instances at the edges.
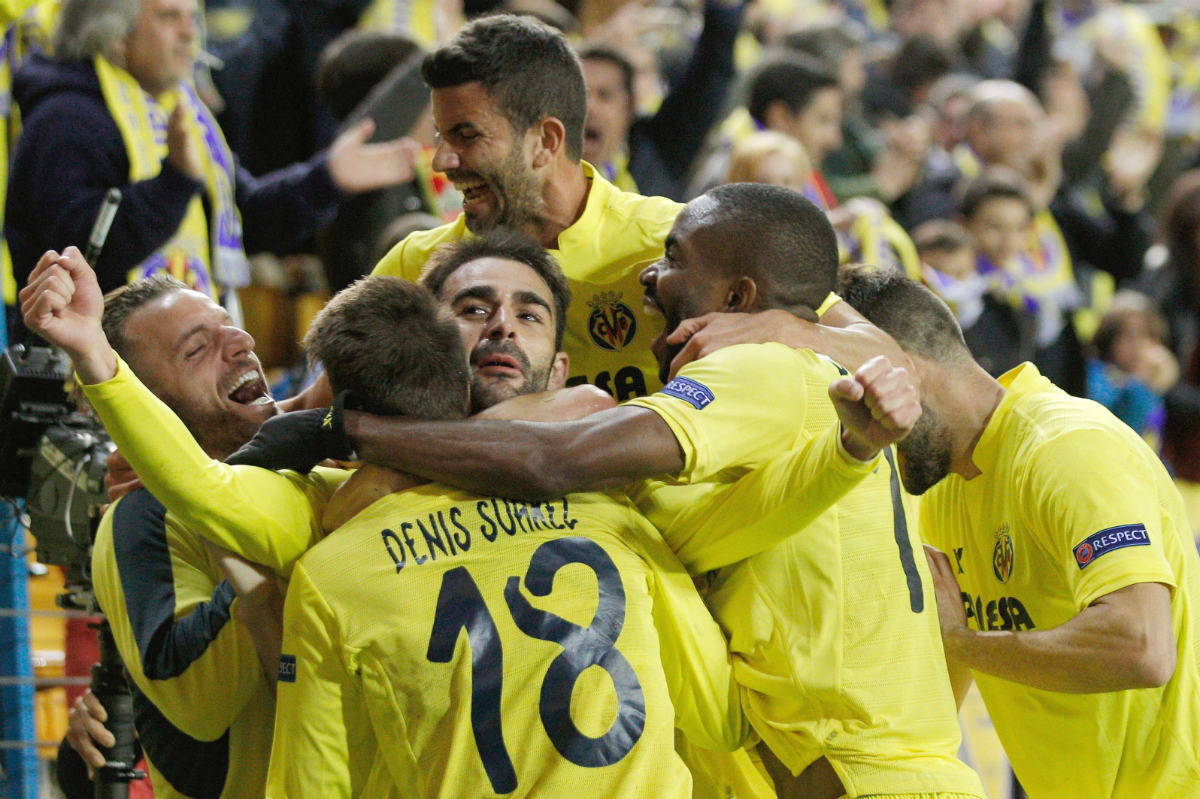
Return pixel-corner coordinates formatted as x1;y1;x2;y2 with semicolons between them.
829;354;921;461
104;449;143;503
665;309;814;379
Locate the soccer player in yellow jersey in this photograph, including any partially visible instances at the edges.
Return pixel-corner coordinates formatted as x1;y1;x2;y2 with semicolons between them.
34;267;297;798
281;184;984;798
289;14;904;409
839;265;1200;798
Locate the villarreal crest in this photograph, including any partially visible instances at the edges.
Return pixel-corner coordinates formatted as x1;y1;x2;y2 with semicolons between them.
587;292;637;351
992;525;1014;584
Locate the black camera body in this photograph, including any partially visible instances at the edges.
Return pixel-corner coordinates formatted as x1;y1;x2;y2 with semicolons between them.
1;342;112;600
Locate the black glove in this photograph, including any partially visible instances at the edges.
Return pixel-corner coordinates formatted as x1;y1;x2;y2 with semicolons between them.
225;391;357;473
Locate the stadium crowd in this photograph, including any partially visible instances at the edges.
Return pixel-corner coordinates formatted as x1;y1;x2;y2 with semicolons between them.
3;0;1200;797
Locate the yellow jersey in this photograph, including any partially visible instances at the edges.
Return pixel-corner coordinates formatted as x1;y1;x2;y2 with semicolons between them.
919;363;1200;797
82;356;348;576
626;343;985;798
266;484;748;798
92;492;274;798
372;161;682;399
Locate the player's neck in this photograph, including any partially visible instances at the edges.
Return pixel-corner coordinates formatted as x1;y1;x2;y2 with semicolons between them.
944;363;1006;480
534;161;590;249
323;463;427;530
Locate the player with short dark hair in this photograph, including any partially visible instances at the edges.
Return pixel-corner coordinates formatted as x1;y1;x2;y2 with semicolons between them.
261;185;985;798
838;264;1200;797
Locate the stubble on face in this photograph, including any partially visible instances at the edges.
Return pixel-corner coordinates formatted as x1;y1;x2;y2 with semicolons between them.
896;401;953;495
461;142;543;235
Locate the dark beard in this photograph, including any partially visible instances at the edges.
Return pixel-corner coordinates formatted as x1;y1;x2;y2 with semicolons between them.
896;403;953;495
462;144;542;235
468;340;551;413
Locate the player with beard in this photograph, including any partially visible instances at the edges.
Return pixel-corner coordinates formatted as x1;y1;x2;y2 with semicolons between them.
837;265;1200;798
243;183;984;798
328;13;904;409
24;242;751;798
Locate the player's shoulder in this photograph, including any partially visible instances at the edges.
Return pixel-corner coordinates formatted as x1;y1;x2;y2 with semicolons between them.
372;217;466;279
677;341;841;381
594;179;682;237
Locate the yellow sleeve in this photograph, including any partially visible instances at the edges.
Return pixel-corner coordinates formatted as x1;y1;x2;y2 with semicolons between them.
624;343;832;482
1021;428;1176;609
93;505;266;741
82;356;340;575
370;218;463;281
628;519;750;752
666;422;881;573
267;562;377;798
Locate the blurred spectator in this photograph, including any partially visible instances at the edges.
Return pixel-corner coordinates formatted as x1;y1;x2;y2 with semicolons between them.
915;211;1036;378
576;0;744;200
959;168;1081;390
314;28;434;293
5;0;420;341
1086;289;1178;447
1139;171;1200;536
727;129;810;191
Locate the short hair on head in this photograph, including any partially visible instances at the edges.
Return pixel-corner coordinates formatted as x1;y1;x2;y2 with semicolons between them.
727;130;811;184
54;0;138;61
966;79;1040;126
303;276;470;419
837;263;973;364
701;182;838;312
101;274;190;363
315;29;424;121
779;21;864;70
913;219;973;255
576;44;634;106
746;51;839;126
419;227;571;350
1091;290;1168;363
958;167;1033;220
422;14;586;161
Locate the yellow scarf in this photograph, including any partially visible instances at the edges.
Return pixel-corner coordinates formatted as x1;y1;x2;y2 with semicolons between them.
94;54;247;300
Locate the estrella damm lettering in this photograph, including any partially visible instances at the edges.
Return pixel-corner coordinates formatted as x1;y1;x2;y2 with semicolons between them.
381;498;579;573
566;366;648;401
961;591;1036;631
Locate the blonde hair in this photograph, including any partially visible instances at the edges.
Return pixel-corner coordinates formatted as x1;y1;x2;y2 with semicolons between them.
728;131;812;187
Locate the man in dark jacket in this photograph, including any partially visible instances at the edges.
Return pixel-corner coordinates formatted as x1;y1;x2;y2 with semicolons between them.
5;0;419;340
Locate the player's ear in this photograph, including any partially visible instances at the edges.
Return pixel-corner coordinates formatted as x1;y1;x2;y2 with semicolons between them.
547;351;570;389
531;117;566;168
723;277;758;312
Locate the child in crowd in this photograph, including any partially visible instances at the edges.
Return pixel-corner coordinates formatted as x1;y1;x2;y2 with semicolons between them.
1087;290;1180;450
913;218;1036;376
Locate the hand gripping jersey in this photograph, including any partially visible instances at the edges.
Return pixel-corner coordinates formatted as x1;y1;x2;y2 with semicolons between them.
626;343;986;798
267;485;748;797
919;363;1200;797
372;161;682;399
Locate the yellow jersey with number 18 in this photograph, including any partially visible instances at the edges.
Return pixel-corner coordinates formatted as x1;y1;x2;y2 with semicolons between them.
266;484;748;798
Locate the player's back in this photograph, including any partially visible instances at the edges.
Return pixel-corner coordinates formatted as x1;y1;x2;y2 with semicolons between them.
268;482;730;798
